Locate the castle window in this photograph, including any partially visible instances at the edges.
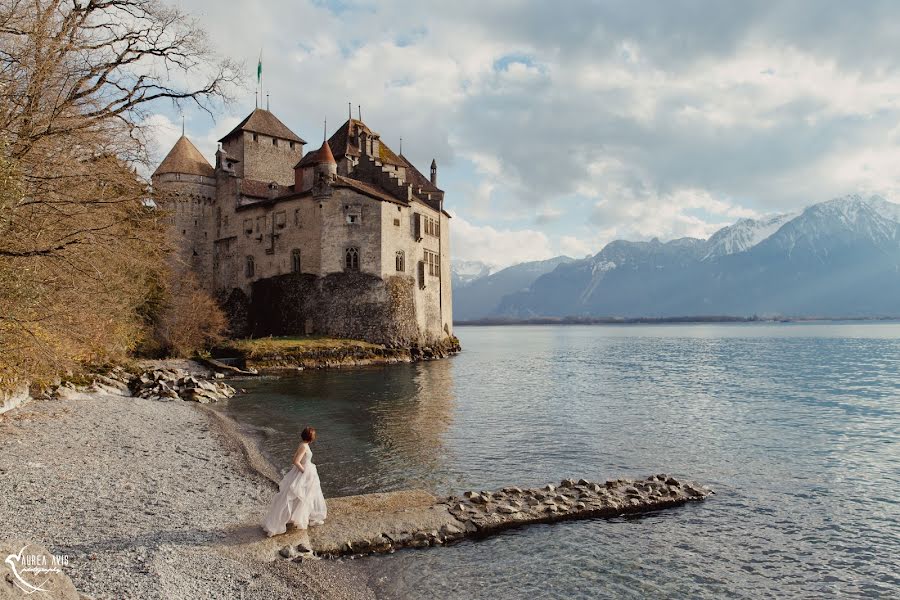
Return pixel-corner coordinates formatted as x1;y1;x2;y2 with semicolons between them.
345;247;360;272
272;138;278;147
345;206;361;225
291;249;301;273
393;218;400;227
395;250;405;272
424;249;440;277
290;141;295;149
244;219;253;235
253;133;258;142
424;216;440;237
275;211;286;229
245;256;255;278
294;208;301;226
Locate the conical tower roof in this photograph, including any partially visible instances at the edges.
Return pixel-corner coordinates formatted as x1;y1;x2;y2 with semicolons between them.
153;136;215;177
316;139;336;164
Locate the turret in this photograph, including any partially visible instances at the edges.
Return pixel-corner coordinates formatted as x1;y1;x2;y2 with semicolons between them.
151;135;217;286
312;139;337;199
430;159;437;186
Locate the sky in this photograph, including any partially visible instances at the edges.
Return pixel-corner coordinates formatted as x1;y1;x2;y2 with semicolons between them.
148;0;900;269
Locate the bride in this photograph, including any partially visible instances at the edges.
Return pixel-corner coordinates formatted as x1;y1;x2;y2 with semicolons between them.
263;426;327;536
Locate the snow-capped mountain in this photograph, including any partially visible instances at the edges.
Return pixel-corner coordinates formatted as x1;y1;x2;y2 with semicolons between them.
450;260;496;288
493;195;900;319
453;256;574;320
703;213;796;260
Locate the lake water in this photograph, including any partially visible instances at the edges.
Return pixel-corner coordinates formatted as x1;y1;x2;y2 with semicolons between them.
226;323;900;598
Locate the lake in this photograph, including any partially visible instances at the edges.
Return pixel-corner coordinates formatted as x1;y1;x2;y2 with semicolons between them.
226;323;900;598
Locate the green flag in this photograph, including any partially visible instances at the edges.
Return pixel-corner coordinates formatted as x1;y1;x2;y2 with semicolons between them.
257;53;262;84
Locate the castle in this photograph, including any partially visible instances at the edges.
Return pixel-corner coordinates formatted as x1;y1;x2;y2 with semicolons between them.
151;108;453;348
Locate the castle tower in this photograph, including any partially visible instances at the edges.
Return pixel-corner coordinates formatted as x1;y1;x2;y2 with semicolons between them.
152;135;217;281
312;139;337;199
218;108;305;186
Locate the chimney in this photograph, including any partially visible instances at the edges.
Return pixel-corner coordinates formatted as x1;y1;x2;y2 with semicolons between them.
430;159;437;186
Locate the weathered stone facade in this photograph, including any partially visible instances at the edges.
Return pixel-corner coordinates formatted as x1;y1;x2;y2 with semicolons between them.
151;109;453;346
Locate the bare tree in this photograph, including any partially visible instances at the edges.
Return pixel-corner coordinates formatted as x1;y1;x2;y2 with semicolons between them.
0;0;240;387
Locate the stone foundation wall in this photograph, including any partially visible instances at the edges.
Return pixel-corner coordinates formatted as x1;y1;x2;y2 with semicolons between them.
232;272;438;347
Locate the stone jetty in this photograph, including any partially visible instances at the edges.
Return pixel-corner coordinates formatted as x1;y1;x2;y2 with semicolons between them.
261;475;713;562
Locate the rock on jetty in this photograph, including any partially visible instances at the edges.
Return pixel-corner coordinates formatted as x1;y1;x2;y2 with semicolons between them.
130;367;236;403
269;475;712;561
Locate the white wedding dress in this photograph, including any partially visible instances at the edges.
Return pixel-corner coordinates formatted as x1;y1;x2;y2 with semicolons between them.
263;444;327;536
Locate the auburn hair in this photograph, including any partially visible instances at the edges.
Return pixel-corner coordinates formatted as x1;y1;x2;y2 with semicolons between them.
301;427;317;443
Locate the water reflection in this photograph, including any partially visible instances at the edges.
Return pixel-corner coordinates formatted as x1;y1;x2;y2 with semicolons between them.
227;323;900;598
229;360;456;496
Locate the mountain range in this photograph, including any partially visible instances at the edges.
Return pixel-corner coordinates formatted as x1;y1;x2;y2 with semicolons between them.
452;195;900;320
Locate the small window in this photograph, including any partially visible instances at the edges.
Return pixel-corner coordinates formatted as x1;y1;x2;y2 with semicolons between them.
345;247;360;271
272;138;278;147
393;218;400;227
396;250;405;272
345;206;361;225
244;219;253;235
253;133;258;142
275;211;286;229
289;141;295;149
294;208;301;226
291;249;301;273
245;256;255;278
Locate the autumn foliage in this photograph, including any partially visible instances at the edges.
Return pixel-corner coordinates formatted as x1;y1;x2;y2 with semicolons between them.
0;0;239;388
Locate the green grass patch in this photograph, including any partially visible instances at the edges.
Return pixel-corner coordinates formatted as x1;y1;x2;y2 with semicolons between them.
223;336;384;359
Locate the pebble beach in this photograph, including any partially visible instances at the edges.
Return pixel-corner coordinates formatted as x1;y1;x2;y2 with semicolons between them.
0;386;374;599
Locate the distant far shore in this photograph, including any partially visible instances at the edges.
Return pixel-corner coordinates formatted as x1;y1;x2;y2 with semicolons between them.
454;315;900;326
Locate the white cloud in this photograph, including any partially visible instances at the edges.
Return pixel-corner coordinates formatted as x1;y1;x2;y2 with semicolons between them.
449;211;555;268
141;0;900;267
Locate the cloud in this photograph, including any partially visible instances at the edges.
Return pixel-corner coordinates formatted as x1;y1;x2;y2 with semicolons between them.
448;211;555;268
147;0;900;263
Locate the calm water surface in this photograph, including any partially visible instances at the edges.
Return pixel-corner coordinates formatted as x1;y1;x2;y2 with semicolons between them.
227;323;900;599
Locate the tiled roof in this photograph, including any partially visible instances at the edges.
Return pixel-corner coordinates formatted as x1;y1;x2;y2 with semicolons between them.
399;154;442;193
219;109;306;144
153;136;215;177
334;175;409;206
327;119;405;166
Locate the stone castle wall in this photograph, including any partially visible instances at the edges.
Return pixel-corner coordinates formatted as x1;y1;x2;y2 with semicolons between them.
222;131;302;186
241;272;422;346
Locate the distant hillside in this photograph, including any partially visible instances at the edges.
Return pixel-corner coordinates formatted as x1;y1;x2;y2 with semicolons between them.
493;195;900;319
452;256;574;321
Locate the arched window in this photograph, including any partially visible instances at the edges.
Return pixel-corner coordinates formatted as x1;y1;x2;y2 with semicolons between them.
291;249;301;273
345;247;360;272
245;255;255;278
395;250;405;272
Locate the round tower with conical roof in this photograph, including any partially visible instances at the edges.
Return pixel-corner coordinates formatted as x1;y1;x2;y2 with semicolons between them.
152;135;217;282
310;139;337;199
